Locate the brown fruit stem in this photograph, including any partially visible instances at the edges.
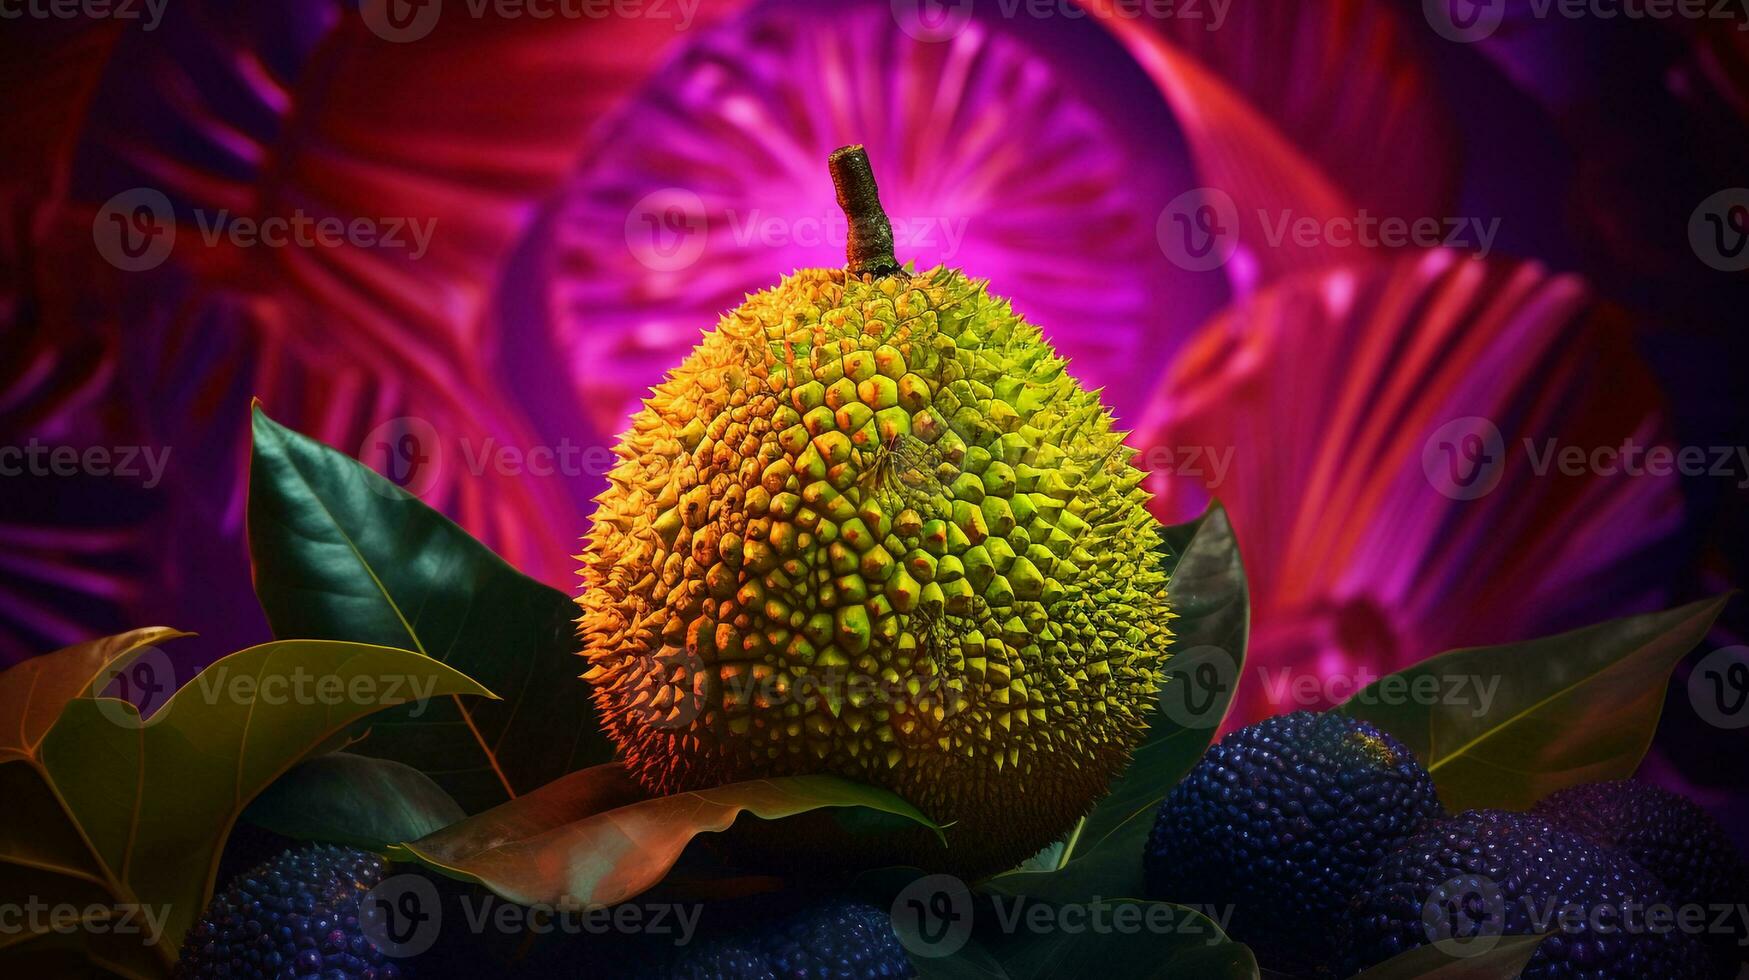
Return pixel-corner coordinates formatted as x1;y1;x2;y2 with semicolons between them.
829;145;903;278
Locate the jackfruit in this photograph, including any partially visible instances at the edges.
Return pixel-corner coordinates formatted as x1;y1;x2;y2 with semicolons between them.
576;146;1171;875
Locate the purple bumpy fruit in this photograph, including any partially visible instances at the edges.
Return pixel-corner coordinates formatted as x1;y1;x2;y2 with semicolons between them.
1532;780;1749;976
176;844;410;979
1142;710;1445;973
1337;809;1715;979
625;892;913;979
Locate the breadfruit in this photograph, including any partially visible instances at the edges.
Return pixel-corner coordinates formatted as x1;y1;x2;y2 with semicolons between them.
576;147;1172;875
176;844;412;979
1142;710;1444;972
1336;808;1715;979
1533;780;1748;976
616;891;913;979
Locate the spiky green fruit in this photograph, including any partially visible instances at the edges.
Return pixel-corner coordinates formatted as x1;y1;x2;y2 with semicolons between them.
577;148;1171;875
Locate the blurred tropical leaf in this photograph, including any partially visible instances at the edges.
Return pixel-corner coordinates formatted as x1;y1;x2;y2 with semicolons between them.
1338;595;1729;811
241;752;465;851
248;404;615;813
388;762;941;909
0;631;489;971
1138;251;1687;731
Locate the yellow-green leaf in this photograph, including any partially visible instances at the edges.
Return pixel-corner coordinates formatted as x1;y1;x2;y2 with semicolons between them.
1338;596;1729;811
0;633;493;972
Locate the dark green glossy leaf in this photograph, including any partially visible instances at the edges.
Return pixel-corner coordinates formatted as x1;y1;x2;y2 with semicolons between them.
388;762;943;908
248;404;614;813
1349;933;1546;979
988;502;1247;900
242;752;466;850
1338;596;1729;811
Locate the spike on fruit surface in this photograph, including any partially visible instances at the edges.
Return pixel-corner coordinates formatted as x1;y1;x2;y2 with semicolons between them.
576;148;1173;875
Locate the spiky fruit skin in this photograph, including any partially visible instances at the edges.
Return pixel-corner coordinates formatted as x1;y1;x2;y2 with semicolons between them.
1142;710;1445;973
176;845;408;979
1532;780;1749;976
1336;809;1715;979
578;266;1171;875
622;892;914;979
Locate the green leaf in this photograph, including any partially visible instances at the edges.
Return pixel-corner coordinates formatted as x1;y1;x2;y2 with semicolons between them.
967;897;1259;980
1348;933;1547;979
0;627;187;978
387;762;943;908
242;752;466;850
989;502;1247;899
247;404;615;813
1338;596;1729;811
1;632;492;970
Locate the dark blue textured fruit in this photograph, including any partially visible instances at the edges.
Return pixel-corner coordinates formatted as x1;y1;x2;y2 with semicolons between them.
628;892;913;979
1336;808;1715;979
176;844;409;979
1142;710;1444;972
1532;780;1748;976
